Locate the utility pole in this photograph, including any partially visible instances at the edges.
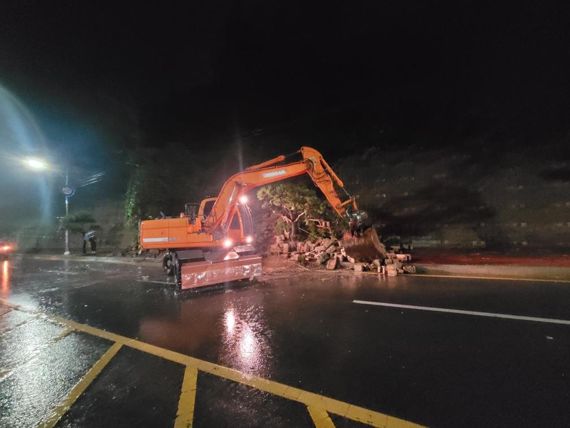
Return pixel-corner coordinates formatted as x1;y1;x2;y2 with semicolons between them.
64;167;70;255
63;166;71;256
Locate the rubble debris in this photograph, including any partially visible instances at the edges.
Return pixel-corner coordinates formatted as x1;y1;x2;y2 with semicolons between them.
326;257;339;270
386;264;398;276
317;252;330;265
354;263;365;272
266;233;416;276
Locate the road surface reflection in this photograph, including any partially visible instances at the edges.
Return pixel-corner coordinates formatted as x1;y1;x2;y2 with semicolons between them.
1;260;11;296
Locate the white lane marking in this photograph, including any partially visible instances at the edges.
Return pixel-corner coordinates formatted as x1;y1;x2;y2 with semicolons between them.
353;300;570;325
137;279;174;285
39;270;80;275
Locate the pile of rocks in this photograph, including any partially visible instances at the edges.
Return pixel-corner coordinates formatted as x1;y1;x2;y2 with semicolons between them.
269;235;416;276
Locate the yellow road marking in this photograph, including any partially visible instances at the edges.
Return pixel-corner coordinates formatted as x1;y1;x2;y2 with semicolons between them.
413;273;570;284
308;406;335;428
52;316;422;427
1;298;423;428
38;342;123;428
52;326;74;343
175;366;199;428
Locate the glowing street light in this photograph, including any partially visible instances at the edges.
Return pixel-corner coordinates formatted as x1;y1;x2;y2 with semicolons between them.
23;157;50;171
22;156;71;255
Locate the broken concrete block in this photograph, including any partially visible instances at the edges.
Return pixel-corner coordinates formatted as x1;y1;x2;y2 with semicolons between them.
317;252;330;265
354;263;365;272
269;244;281;255
386;265;398;276
340;261;355;270
347;256;356;264
326;257;338;270
325;244;338;254
396;253;412;262
402;264;416;274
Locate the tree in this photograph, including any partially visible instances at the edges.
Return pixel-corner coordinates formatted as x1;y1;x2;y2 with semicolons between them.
256;183;330;240
62;212;99;237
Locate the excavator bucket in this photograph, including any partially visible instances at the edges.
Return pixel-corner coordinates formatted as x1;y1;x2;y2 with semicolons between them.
180;254;262;290
342;228;387;262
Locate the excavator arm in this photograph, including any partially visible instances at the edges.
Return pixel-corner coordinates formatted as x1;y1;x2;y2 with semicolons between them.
204;146;359;235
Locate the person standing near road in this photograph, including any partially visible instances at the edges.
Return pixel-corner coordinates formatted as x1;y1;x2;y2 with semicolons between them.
83;230;97;255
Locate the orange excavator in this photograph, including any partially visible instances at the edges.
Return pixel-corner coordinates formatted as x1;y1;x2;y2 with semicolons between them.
139;146;385;290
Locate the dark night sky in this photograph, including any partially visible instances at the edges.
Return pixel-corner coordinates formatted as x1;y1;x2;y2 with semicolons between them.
0;1;569;228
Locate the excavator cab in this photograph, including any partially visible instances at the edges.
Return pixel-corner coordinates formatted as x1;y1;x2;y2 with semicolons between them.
184;203;199;224
198;198;216;223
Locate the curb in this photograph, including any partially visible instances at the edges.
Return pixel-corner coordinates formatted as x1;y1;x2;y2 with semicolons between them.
415;263;570;283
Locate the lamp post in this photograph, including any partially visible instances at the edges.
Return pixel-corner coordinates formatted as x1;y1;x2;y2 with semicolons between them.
63;168;70;255
22;157;73;256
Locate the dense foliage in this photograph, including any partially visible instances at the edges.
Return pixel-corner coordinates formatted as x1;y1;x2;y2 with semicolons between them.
256;182;334;240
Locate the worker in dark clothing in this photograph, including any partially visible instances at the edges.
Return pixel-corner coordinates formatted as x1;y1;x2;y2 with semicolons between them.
83;230;97;254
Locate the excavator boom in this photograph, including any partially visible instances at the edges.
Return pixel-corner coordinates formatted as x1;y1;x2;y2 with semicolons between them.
203;146;358;236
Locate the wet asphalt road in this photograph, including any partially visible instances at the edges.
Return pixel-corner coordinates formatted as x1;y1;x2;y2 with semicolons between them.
1;255;569;427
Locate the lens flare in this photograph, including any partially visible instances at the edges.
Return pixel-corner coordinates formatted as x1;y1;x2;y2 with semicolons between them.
23;157;50;170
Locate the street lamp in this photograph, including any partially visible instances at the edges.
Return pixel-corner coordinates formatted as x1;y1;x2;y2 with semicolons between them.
21;157;72;255
23;157;50;171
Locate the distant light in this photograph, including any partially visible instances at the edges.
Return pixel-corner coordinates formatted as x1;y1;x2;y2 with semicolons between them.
239;195;249;205
245;235;254;244
223;238;234;248
23;157;49;171
1;245;11;252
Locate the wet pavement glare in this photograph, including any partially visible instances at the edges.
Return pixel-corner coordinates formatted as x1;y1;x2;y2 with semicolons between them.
1;255;569;427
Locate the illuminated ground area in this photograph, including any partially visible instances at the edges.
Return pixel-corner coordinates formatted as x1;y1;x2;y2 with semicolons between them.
1;256;569;427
